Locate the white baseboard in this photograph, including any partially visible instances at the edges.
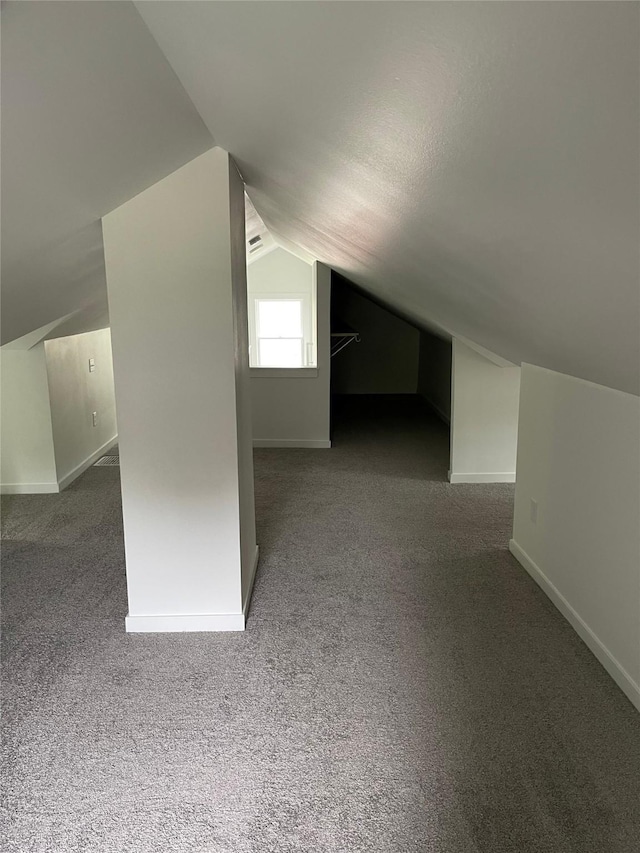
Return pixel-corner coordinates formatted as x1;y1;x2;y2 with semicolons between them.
509;539;640;712
125;612;246;633
1;481;60;495
57;434;118;491
125;547;260;634
420;396;451;426
449;471;516;483
242;546;260;618
253;439;331;448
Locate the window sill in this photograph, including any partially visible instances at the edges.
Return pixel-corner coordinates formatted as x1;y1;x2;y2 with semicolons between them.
250;367;319;379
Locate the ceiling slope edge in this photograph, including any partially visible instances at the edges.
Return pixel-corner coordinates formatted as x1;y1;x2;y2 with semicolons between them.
1;313;77;351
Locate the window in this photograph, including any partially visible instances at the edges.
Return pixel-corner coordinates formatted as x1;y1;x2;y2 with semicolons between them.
249;296;315;368
257;299;303;367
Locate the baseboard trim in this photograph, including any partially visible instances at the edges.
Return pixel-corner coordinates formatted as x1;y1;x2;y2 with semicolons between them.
449;471;516;483
242;545;260;618
125;611;246;633
253;439;331;448
0;481;60;495
58;435;119;491
125;547;260;634
509;539;640;712
420;396;451;426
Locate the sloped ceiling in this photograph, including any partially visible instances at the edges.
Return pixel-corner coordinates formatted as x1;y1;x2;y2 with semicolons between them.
137;1;639;395
1;1;213;346
2;2;638;394
244;193;277;264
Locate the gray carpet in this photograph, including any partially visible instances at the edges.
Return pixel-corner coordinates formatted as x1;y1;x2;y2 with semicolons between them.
2;394;639;852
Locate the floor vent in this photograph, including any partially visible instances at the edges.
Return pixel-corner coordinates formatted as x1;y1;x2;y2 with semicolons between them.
94;455;120;467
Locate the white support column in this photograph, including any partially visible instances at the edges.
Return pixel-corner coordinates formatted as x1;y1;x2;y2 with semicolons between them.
102;148;258;632
449;338;521;483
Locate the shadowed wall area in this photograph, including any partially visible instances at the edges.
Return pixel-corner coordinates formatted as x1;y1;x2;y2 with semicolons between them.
2;396;639;852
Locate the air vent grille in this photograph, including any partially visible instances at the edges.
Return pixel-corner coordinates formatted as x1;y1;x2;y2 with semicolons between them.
94;455;119;467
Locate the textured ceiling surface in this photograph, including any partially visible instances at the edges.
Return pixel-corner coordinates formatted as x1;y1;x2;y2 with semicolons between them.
137;1;639;394
1;1;213;345
3;2;639;393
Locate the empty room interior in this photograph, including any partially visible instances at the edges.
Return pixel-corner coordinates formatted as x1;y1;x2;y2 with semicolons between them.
1;2;639;852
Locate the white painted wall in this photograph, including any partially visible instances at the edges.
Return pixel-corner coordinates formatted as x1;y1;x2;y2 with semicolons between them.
248;247;313;298
250;262;331;448
417;331;452;424
0;344;58;493
331;284;420;395
449;338;521;483
44;329;117;488
229;163;258;608
102;147;257;631
510;364;640;711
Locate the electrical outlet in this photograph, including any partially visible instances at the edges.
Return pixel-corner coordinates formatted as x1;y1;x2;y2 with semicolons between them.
530;498;538;524
88;358;96;373
92;412;98;427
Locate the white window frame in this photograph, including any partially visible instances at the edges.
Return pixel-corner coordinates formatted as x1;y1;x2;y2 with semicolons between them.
248;294;315;368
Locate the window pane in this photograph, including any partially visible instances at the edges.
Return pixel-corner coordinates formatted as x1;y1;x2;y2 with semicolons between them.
259;338;303;368
257;300;302;338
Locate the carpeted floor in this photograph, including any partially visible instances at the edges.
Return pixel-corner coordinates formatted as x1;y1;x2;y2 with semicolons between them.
2;395;639;852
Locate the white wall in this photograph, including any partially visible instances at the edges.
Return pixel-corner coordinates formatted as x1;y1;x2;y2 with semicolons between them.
44;329;117;488
510;364;640;711
449;338;521;483
103;147;257;631
0;344;58;493
248;247;313;298
229;162;258;608
250;261;331;448
331;284;420;395
417;331;452;423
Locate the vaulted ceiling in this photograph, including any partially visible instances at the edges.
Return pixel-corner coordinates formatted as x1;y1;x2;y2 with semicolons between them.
2;2;638;393
1;1;213;345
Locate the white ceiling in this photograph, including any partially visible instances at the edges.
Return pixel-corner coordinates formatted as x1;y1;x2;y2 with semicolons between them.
137;1;639;394
1;1;213;345
3;2;638;394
